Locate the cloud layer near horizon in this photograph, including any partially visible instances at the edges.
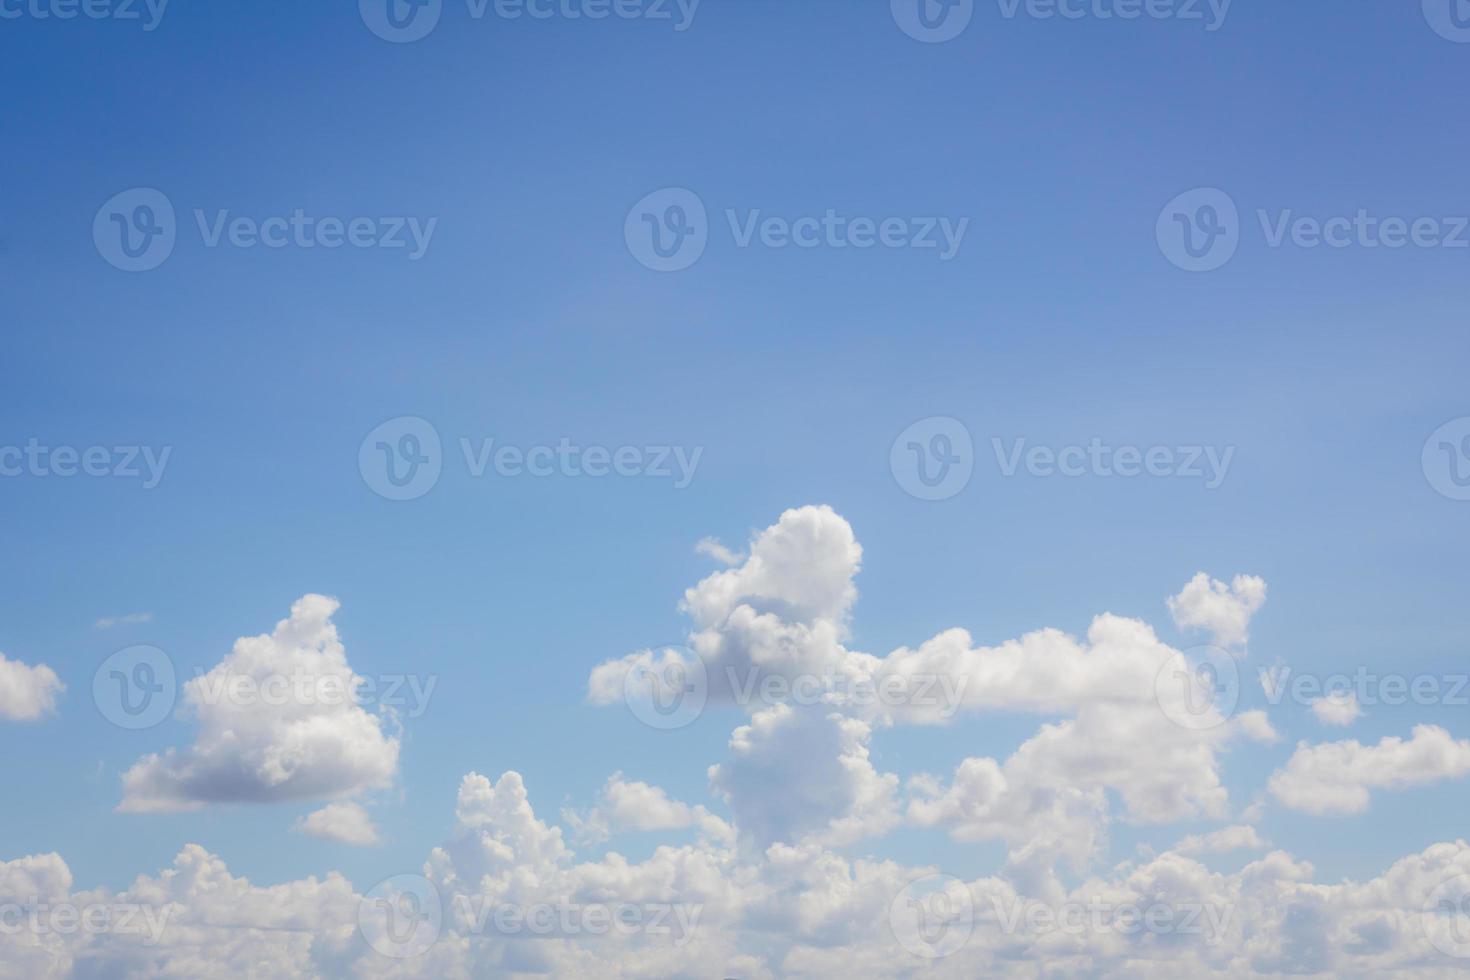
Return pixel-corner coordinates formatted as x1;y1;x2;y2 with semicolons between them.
8;506;1469;978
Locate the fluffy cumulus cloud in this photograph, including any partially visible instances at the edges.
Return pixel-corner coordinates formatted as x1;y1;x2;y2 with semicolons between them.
294;802;382;847
0;652;63;721
564;772;731;847
1167;572;1268;649
1311;690;1363;727
118;595;400;813
1269;725;1470;816
589;506;866;711
14;507;1470;977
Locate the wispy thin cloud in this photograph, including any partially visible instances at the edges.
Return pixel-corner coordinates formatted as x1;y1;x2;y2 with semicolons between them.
95;612;153;630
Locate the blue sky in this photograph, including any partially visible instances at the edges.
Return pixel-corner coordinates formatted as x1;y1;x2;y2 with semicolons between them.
3;2;1470;977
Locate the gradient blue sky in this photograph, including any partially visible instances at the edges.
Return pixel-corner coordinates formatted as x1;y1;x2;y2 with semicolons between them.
3;0;1469;910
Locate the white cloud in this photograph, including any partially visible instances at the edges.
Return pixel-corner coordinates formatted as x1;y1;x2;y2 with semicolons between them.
695;536;742;566
710;705;899;852
293;802;381;846
0;652;63;721
1173;824;1269;855
1270;725;1470;815
1236;709;1280;743
1167;572;1267;648
1312;690;1363;726
565;772;731;847
684;505;861;630
906;685;1241;889
429;770;573;894
95;612;153;629
118;595;399;813
0;844;360;979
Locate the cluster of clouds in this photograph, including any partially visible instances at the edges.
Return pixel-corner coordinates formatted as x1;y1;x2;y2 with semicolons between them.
5;505;1470;977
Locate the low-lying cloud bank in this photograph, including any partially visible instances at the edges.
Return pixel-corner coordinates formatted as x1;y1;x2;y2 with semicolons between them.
9;506;1468;978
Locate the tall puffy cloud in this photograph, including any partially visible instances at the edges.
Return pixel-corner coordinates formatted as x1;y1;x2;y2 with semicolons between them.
0;652;63;721
709;705;899;852
118;595;399;813
682;505;862;630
